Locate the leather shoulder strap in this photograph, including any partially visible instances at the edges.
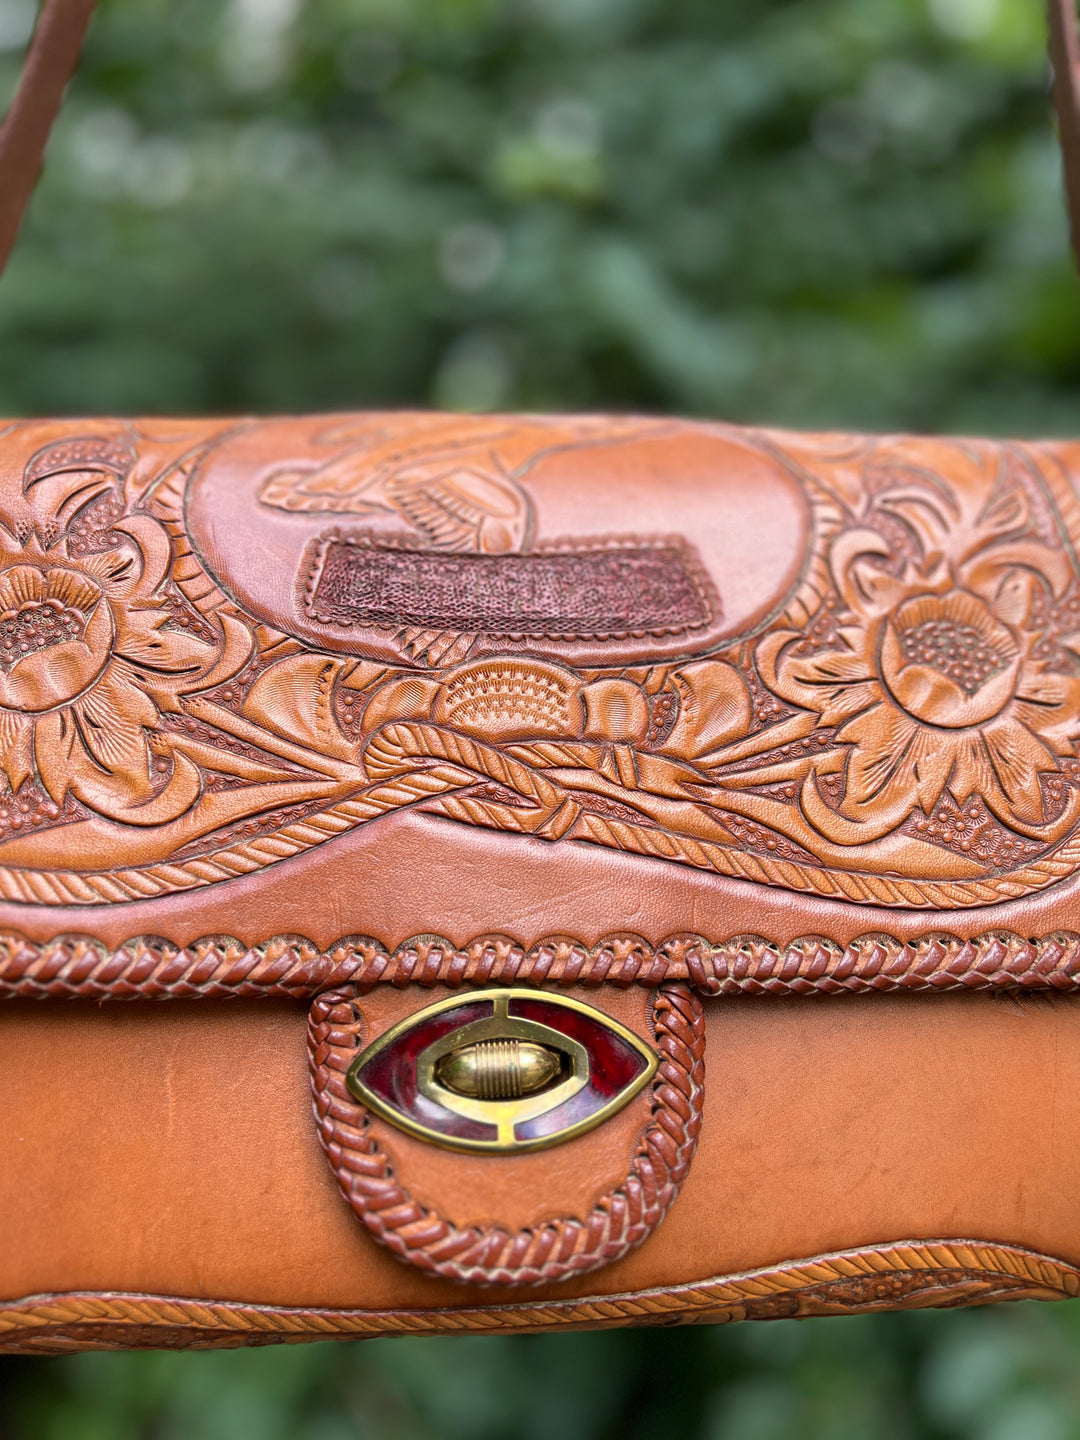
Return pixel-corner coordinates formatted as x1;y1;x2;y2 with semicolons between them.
0;0;97;278
1049;0;1080;263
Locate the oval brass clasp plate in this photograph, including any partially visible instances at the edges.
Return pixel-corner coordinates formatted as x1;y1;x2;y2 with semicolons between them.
345;989;658;1153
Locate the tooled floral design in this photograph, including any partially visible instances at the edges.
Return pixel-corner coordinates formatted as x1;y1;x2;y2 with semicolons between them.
264;447;1080;903
5;419;1080;912
755;483;1080;845
0;499;248;826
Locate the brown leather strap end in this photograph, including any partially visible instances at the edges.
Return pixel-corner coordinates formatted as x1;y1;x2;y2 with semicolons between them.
0;0;97;278
1048;0;1080;268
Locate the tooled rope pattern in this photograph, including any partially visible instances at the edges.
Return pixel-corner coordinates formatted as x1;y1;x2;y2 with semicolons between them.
308;982;705;1286
358;721;1080;913
7;929;1080;1002
2;1241;1077;1351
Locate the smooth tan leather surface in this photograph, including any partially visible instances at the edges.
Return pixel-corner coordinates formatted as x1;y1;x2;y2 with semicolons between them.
4;988;1080;1308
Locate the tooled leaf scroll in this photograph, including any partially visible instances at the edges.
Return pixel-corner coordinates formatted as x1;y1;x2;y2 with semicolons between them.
3;417;1080;908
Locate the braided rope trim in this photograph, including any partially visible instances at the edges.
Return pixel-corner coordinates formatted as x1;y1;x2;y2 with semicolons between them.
308;983;705;1287
7;929;1080;1002
2;1240;1075;1352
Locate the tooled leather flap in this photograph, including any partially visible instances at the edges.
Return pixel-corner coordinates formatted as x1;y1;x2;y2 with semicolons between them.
0;414;1079;997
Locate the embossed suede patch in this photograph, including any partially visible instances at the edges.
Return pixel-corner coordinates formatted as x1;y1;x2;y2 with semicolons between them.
304;536;714;637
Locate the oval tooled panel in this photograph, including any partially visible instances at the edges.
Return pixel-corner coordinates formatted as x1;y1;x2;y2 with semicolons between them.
183;412;809;667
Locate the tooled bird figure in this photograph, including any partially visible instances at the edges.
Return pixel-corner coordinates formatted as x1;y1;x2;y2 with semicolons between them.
256;412;668;556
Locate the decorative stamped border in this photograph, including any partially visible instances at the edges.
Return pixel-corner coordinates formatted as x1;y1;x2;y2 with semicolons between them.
2;1241;1076;1351
5;929;1080;1002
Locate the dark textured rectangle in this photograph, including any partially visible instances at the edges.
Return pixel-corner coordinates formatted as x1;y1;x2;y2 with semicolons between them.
307;538;713;638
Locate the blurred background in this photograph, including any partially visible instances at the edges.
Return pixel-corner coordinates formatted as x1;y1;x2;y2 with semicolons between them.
1;0;1079;432
3;0;1080;1434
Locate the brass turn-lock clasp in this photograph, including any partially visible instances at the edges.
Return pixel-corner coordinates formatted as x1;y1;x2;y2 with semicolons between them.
436;1038;562;1101
346;989;658;1153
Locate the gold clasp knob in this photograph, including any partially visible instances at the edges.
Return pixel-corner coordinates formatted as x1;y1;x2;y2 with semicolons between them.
436;1039;562;1100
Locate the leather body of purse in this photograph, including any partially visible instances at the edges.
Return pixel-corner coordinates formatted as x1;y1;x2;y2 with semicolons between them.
7;3;1080;1355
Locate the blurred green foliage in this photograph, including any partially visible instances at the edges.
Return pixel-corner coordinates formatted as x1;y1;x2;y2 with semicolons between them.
9;1302;1080;1439
0;0;1078;431
4;0;1080;1433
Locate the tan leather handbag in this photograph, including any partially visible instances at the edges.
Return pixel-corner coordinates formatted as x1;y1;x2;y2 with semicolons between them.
5;0;1080;1354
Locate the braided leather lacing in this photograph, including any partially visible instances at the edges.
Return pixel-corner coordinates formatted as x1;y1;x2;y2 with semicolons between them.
5;929;1080;1001
308;982;705;1286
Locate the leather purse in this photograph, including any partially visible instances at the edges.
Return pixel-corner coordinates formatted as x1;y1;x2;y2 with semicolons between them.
6;0;1080;1355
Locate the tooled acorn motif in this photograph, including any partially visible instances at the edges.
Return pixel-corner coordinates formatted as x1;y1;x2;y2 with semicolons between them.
313;436;1080;906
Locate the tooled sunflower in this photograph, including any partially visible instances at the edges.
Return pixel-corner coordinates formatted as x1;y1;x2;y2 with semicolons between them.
755;486;1080;846
0;513;246;825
